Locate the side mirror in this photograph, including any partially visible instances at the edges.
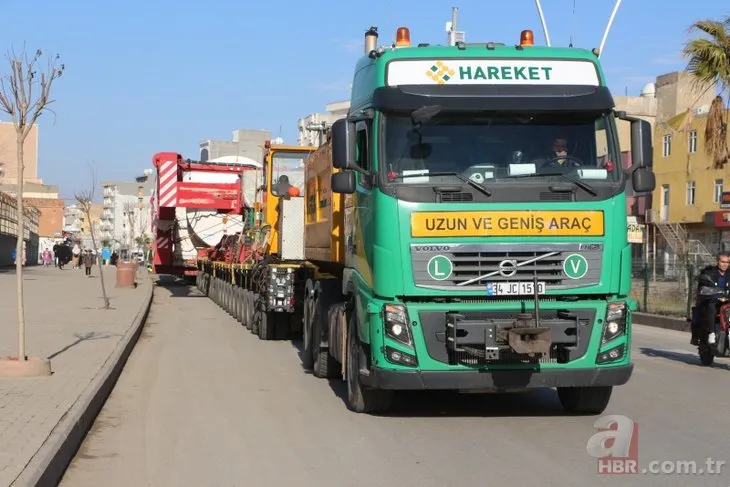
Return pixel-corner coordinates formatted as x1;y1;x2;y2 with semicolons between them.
630;118;653;168
632;166;656;193
331;171;356;194
332;118;354;170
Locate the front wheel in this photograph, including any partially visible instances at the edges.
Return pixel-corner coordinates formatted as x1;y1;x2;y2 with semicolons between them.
346;310;393;414
557;386;612;415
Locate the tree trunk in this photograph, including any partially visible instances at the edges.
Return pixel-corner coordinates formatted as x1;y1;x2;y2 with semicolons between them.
15;136;26;361
87;208;110;309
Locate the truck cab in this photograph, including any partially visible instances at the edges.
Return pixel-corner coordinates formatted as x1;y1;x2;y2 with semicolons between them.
324;26;655;413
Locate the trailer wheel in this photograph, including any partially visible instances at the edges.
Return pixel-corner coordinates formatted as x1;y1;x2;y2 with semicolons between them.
244;292;254;331
258;310;276;340
201;274;208;296
557;386;612;415
222;282;228;311
312;298;339;379
346;309;392;414
301;281;315;369
233;287;242;323
233;287;241;322
241;290;249;328
227;284;234;313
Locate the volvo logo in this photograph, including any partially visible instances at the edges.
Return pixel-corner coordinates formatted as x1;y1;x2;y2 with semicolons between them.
498;259;518;278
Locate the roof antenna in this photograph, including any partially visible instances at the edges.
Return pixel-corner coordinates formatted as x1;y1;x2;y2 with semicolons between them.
534;0;551;47
568;0;575;48
597;0;623;58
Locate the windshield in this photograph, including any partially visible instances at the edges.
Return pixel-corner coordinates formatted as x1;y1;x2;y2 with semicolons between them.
382;111;621;185
271;151;307;195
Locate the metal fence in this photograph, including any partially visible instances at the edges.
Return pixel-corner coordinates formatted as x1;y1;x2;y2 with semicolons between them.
630;258;710;319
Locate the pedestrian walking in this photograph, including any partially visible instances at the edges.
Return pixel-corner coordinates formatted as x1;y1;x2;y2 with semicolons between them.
83;249;94;276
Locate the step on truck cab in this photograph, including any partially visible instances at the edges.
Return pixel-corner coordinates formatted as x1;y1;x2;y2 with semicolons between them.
301;25;656;414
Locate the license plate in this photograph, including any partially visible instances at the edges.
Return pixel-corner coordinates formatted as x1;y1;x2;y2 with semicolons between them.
486;281;546;296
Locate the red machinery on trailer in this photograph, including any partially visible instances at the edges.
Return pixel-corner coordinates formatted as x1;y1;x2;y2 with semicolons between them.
149;151;261;279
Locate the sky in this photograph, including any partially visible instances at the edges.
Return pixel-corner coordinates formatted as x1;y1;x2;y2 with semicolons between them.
2;0;728;201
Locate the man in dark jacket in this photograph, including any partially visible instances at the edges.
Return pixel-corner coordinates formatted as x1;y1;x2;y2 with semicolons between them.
692;252;730;345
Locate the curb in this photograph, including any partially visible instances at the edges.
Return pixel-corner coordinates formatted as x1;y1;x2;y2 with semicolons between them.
634;311;690;333
12;276;155;487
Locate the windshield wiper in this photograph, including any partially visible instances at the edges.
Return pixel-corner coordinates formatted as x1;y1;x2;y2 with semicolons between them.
391;171;492;197
506;171;597;196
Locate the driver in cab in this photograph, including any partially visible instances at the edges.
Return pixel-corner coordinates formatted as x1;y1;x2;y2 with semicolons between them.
539;138;581;169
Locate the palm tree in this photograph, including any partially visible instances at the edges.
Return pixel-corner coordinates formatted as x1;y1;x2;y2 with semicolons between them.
682;16;730;169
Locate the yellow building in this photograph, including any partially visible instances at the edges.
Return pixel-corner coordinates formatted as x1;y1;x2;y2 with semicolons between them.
649;108;730;258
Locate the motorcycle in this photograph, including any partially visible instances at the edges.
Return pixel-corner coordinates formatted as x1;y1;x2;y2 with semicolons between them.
688;285;730;366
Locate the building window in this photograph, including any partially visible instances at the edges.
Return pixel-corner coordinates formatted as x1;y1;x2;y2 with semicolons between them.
689;130;697;154
686;180;695;205
662;134;672;157
715;179;724;203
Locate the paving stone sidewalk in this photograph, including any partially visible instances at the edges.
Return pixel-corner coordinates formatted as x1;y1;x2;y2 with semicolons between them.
0;264;153;486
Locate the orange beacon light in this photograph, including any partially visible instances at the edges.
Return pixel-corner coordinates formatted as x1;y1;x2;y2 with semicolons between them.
395;27;411;47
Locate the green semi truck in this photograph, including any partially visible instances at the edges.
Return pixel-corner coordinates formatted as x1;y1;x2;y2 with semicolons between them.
312;24;656;414
199;24;656;415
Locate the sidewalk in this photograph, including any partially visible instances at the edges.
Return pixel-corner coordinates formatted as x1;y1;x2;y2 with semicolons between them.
0;264;154;487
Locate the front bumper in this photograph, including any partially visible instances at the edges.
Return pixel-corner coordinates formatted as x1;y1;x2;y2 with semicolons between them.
360;363;633;390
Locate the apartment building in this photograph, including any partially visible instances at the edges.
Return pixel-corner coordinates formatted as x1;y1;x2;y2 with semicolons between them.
650;106;730;262
101;173;155;250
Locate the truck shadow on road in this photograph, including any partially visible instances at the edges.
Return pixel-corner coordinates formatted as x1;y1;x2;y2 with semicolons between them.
639;346;730;371
289;341;567;417
154;276;207;298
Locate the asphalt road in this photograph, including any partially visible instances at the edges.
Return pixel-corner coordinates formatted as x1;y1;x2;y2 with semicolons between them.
60;281;730;487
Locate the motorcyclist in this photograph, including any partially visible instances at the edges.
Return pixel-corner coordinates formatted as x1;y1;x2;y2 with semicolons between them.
692;252;730;345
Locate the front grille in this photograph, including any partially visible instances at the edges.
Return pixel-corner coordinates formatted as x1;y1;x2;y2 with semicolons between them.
453;347;562;365
451;250;564;286
410;243;603;290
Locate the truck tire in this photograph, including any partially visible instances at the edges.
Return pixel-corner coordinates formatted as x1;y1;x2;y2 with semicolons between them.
312;297;338;379
245;292;255;331
242;290;250;328
557;386;612;415
301;280;315;370
227;284;235;316
223;283;230;312
235;287;243;323
258;310;276;340
346;310;392;414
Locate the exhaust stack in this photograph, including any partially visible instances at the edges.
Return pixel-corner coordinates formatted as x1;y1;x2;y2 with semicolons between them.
364;26;378;54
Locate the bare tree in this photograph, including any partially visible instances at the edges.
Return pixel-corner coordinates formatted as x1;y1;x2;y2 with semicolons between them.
0;45;63;361
74;162;111;309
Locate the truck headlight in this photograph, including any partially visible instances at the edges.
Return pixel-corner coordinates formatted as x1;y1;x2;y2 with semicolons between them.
602;302;627;344
383;304;413;347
